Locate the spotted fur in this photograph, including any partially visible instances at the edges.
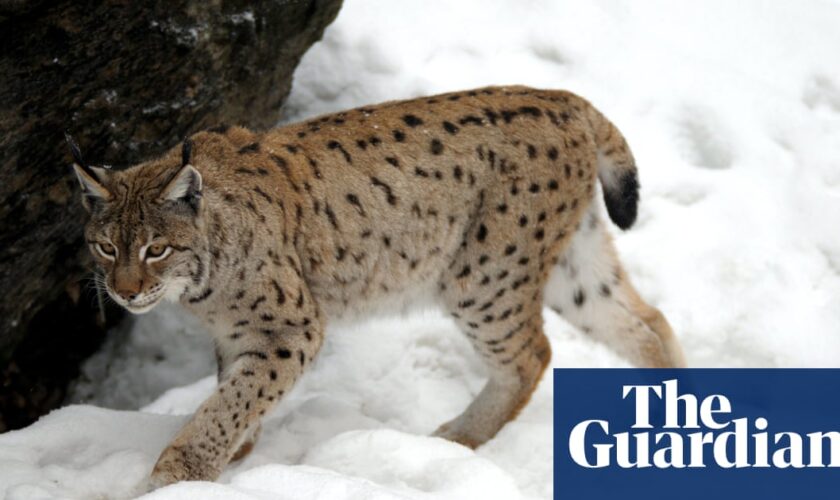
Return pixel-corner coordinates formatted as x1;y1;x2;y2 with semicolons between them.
71;85;685;487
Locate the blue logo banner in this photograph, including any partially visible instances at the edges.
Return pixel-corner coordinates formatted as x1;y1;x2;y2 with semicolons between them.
554;369;840;499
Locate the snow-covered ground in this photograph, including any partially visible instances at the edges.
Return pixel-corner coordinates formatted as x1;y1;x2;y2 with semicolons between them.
3;0;840;498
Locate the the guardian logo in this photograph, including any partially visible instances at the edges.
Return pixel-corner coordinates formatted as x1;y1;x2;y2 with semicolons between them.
554;369;840;500
568;379;840;469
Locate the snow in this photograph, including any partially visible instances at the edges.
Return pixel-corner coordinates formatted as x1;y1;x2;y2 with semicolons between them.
3;0;840;498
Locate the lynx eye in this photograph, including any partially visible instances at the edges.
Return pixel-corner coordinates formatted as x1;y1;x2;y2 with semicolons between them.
95;242;117;259
144;243;171;262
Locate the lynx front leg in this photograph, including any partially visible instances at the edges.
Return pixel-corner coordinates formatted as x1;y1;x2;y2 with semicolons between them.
213;344;261;462
151;278;324;487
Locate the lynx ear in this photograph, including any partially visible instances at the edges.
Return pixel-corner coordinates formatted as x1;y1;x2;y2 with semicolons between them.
160;137;202;205
72;163;112;198
160;163;202;207
66;134;112;210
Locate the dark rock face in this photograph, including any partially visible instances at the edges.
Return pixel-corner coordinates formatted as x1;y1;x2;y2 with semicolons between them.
0;0;342;431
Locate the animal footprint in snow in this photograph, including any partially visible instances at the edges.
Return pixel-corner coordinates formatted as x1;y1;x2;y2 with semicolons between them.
803;75;840;113
661;183;709;207
674;105;734;170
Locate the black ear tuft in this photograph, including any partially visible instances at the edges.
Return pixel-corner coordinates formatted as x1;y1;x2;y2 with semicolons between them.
65;132;87;168
182;137;193;167
66;133;113;209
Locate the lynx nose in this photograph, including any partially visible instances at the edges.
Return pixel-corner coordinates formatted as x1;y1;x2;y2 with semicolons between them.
114;279;144;302
115;289;140;302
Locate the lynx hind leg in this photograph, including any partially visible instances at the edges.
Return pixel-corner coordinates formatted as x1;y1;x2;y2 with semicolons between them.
544;209;686;368
435;303;551;449
434;235;555;447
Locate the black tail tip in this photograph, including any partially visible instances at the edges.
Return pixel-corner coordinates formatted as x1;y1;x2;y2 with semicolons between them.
603;171;638;230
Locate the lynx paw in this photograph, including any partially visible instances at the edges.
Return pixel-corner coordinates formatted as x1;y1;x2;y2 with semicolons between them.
150;443;221;489
432;421;483;449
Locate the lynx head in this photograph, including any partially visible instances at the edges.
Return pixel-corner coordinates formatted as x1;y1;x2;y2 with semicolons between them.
68;135;211;313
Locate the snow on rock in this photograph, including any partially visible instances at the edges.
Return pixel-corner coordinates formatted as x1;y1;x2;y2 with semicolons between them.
68;303;215;410
3;0;840;498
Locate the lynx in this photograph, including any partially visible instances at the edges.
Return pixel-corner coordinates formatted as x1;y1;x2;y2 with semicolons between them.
69;85;685;487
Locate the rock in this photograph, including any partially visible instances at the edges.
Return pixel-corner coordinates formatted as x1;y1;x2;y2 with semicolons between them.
0;0;342;431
